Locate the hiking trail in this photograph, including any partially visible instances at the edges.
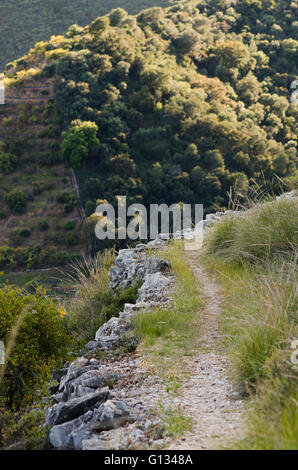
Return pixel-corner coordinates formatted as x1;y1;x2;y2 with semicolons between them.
169;252;245;450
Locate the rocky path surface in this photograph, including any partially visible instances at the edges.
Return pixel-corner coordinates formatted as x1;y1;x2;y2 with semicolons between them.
169;252;245;450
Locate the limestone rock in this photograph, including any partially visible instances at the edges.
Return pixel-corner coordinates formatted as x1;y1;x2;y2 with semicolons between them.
89;400;132;432
82;436;108;450
49;410;93;450
137;272;173;303
95;317;129;342
46;388;110;427
145;257;171;274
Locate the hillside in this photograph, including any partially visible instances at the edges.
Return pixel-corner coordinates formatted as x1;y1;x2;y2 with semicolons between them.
0;0;169;71
0;192;296;450
0;0;297;273
0;84;88;273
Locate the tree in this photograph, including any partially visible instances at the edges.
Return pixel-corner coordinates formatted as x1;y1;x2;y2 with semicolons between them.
204;150;225;171
182;144;200;172
0;152;17;174
212;40;252;74
4;190;27;214
108;154;136;177
237;72;262;105
173;30;200;55
109;8;128;27
61;120;100;169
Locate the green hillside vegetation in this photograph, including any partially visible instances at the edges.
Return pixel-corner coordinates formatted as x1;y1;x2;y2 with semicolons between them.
0;0;297;271
0;0;169;71
0;97;87;272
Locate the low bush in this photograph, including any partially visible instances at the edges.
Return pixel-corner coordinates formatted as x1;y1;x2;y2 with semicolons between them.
0;152;17;174
38;220;49;231
64;233;79;247
237;351;298;450
0;286;70;409
48;250;71;266
0;245;73;269
0;408;48;450
64;203;74;214
64;221;75;231
32;181;54;196
19;228;31;238
56;192;76;206
219;261;297;390
4;190;27;214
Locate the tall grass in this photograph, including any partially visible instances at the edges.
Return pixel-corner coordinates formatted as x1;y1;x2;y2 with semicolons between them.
208;259;297;390
239;350;298;450
207;198;297;263
63;250;142;342
62;250;114;342
203;194;298;449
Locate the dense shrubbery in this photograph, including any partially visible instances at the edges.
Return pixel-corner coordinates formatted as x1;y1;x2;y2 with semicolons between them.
0;0;297;266
0;1;297;262
56;191;76;207
4;0;294;215
0;408;48;450
0;152;17;174
64;221;75;231
38;220;49;231
4;190;27;214
0;249;142;445
0;245;74;269
0;286;70;409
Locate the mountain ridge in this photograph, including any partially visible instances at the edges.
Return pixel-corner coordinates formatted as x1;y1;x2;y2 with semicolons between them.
0;0;297;273
0;0;170;71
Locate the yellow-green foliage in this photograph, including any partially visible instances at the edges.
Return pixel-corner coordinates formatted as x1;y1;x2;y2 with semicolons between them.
3;68;41;87
45;48;70;63
0;407;48;450
0;286;70;410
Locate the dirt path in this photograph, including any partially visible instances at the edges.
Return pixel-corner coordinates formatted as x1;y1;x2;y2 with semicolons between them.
169;252;245;450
